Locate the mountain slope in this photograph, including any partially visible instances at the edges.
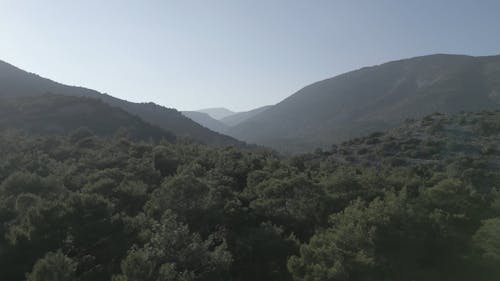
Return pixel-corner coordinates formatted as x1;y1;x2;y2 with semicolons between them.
228;54;500;152
0;60;243;146
220;105;272;127
324;110;500;167
196;107;235;120
0;94;175;141
181;111;229;133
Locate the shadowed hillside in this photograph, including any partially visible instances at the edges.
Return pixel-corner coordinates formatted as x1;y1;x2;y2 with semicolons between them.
0;94;175;141
0;60;243;147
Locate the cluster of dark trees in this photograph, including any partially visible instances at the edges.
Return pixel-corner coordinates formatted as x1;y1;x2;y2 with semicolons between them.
0;110;499;281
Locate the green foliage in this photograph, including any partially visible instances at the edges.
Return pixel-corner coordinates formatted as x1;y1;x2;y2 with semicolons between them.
152;145;181;177
0;110;499;281
473;218;500;262
146;173;209;221
246;173;328;237
288;191;410;281
114;211;231;281
0;172;62;198
26;251;77;281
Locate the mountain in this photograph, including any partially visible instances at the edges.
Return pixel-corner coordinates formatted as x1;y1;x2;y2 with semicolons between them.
0;94;175;141
220;105;272;127
0;60;243;146
182;106;273;133
181;111;229;134
197;107;235;120
228;54;500;152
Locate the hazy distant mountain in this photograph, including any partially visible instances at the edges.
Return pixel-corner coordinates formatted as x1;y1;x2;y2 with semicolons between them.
228;54;500;152
197;107;235;120
182;111;229;134
0;94;175;141
183;106;272;133
0;60;243;146
220;105;272;127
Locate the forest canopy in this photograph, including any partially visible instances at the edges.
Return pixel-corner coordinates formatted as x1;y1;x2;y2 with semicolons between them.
0;110;499;281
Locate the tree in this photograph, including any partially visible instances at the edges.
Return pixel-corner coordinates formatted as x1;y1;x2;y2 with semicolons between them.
26;251;77;281
247;173;327;237
287;191;409;281
473;217;500;262
113;210;232;281
146;173;209;222
152;145;180;177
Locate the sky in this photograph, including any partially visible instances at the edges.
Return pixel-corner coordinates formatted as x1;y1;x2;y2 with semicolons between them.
1;0;500;111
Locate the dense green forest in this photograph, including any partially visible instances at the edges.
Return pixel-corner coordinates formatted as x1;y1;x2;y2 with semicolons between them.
1;110;499;281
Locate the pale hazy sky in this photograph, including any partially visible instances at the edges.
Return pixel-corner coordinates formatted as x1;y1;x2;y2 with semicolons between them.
1;0;499;111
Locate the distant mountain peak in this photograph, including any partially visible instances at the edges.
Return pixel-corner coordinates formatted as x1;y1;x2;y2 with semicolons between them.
181;111;229;134
220;105;273;127
196;107;235;120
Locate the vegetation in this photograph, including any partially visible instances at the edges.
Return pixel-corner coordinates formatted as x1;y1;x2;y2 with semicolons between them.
0;110;499;281
0;94;175;142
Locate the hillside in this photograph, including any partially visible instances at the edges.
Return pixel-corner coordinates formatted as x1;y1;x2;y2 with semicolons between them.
317;110;500;168
228;54;500;152
220;105;272;127
0;60;243;147
0;94;175;141
181;111;229;134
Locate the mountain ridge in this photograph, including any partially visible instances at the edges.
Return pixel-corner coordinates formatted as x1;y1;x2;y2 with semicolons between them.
0;94;176;141
227;54;500;152
0;60;243;147
220;105;273;127
196;107;235;120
